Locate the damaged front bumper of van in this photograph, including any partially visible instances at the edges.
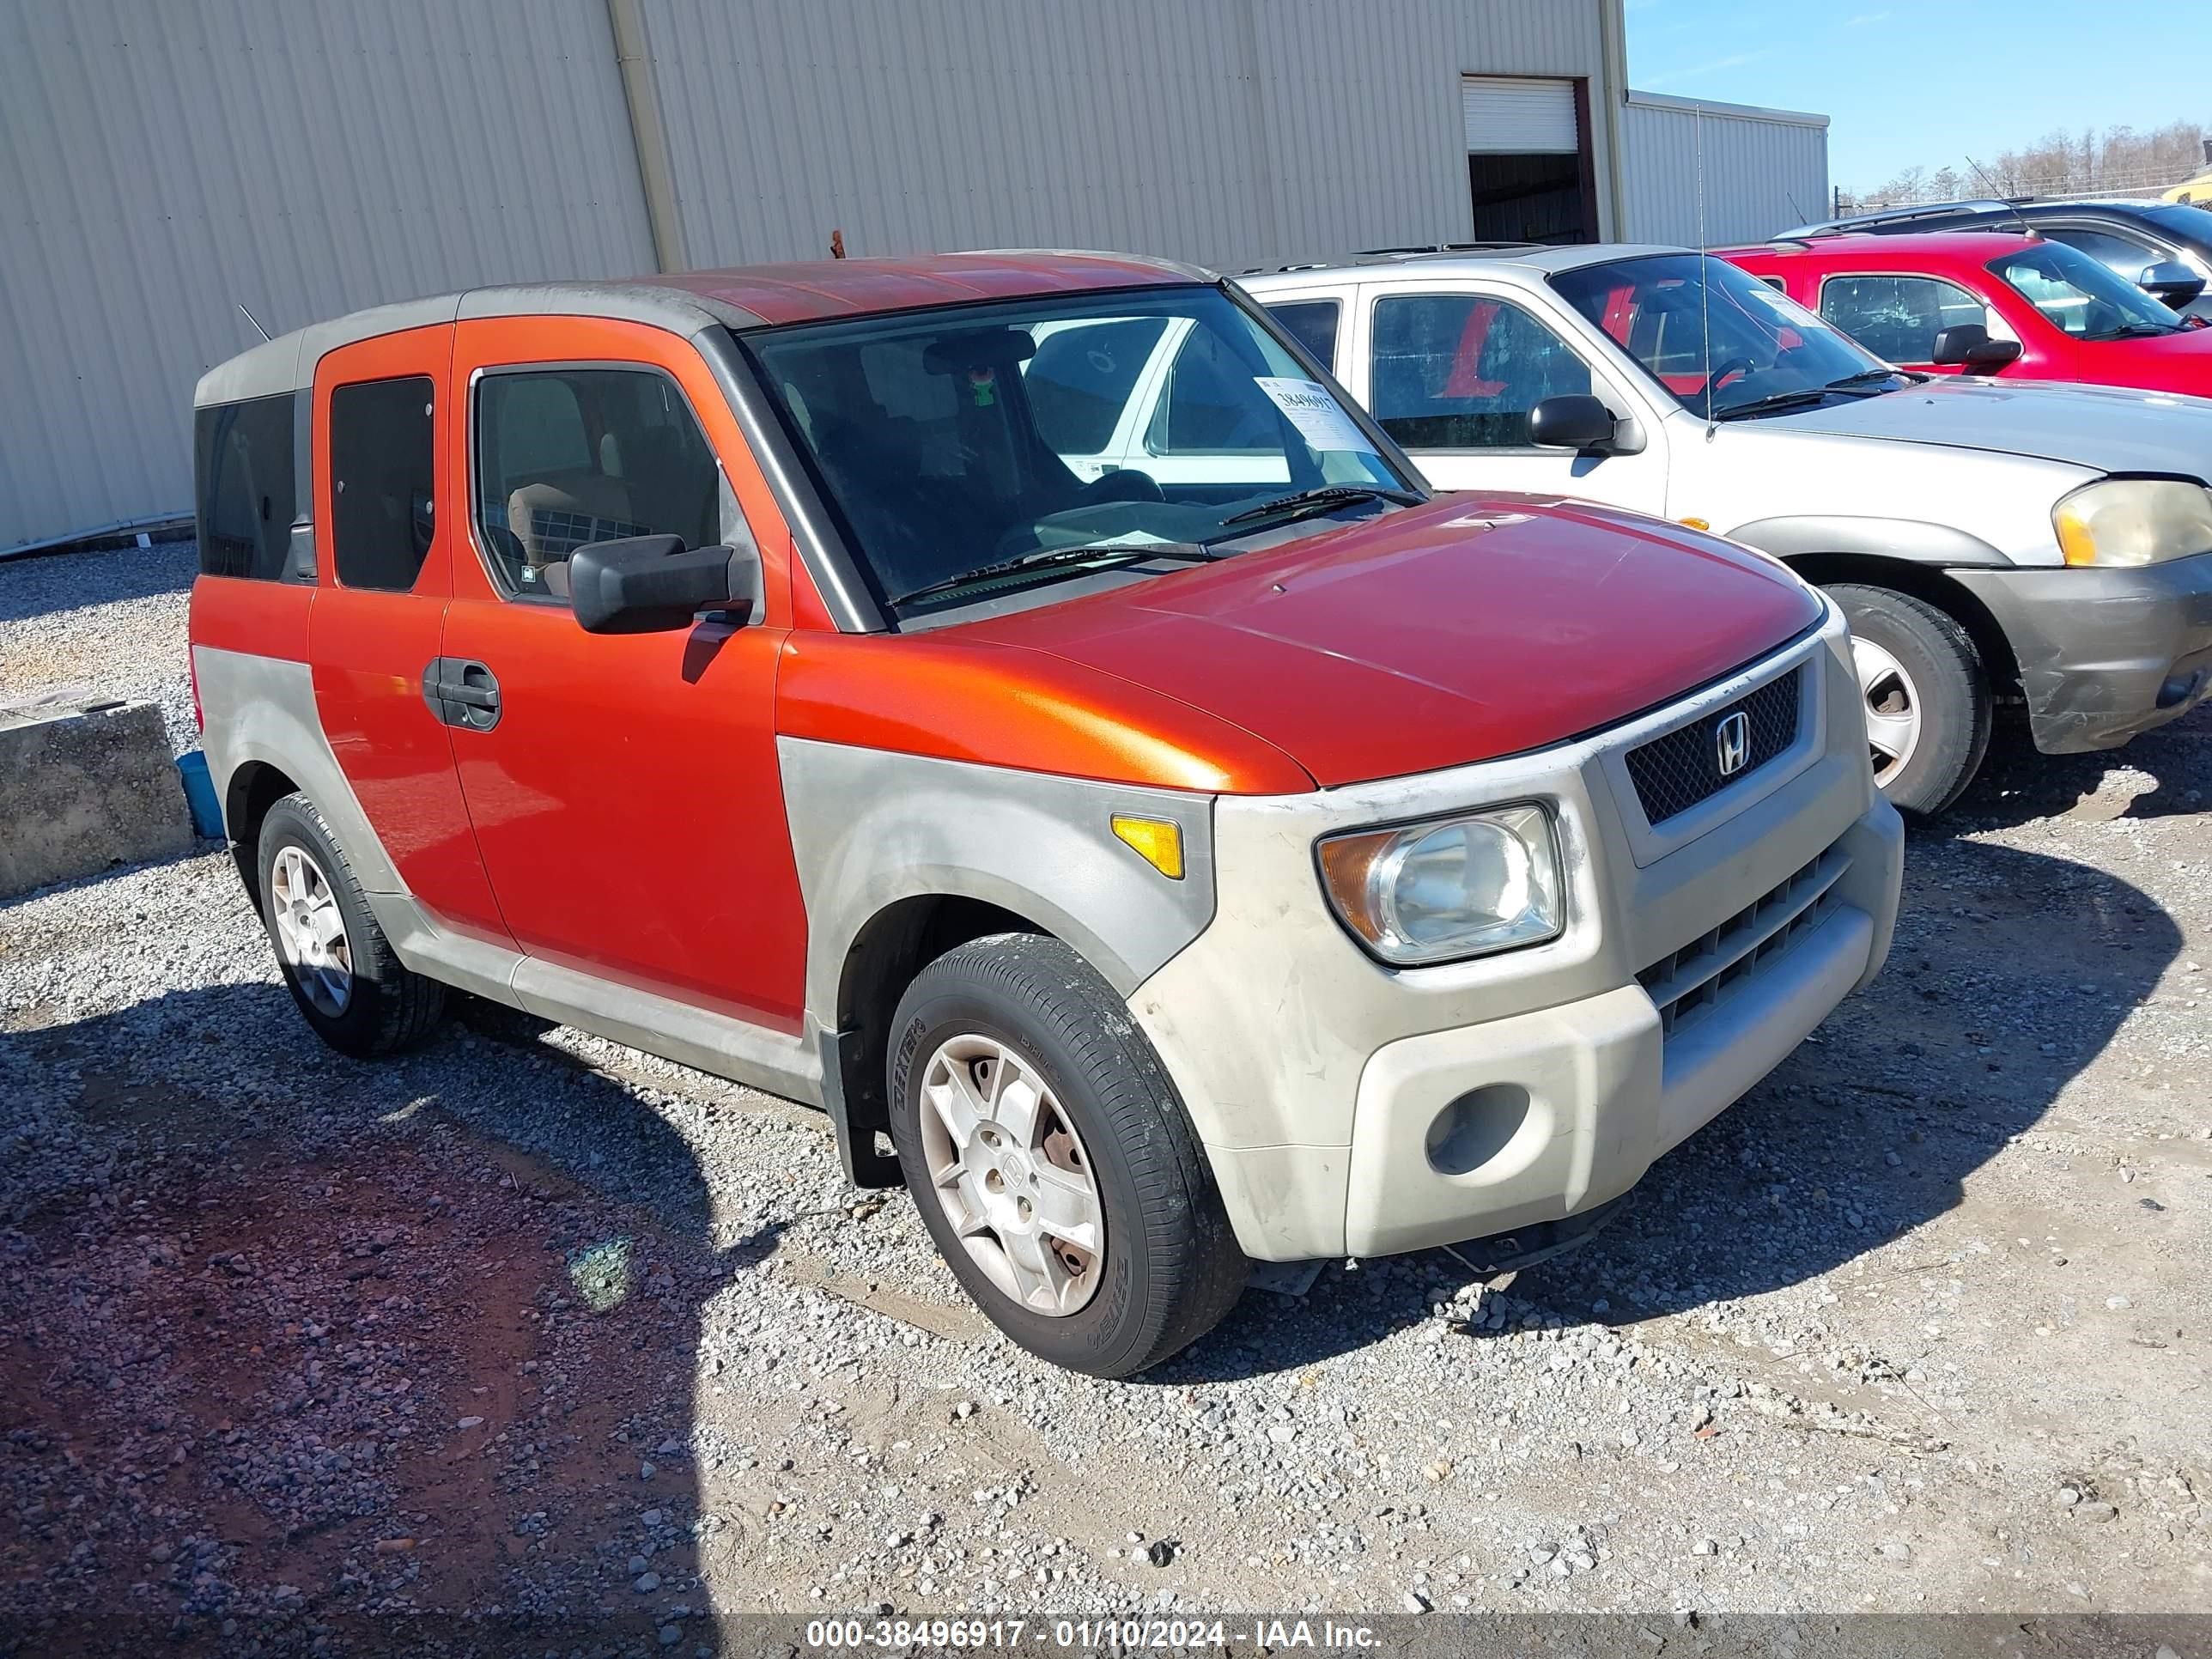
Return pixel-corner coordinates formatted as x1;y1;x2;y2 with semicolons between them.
1951;550;2212;755
1126;605;1905;1263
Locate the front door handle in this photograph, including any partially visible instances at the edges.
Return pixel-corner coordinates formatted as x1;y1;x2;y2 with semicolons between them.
421;658;501;731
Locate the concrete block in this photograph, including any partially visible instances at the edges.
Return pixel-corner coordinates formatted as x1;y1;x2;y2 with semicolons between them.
0;691;193;898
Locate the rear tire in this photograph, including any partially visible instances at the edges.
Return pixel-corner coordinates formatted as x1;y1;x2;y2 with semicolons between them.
256;793;445;1058
888;934;1248;1377
1826;583;1990;816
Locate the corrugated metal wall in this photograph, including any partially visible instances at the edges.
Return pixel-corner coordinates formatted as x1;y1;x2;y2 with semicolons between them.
0;0;655;554
0;0;1620;553
1621;92;1828;248
639;0;1613;274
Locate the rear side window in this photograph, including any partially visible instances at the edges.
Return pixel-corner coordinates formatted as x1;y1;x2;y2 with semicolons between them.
194;395;297;580
1266;301;1342;373
474;367;731;600
1817;276;2006;364
330;377;436;592
2041;225;2161;280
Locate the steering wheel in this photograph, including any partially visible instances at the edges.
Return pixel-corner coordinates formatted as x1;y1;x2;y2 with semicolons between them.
1701;356;1756;403
1079;469;1165;507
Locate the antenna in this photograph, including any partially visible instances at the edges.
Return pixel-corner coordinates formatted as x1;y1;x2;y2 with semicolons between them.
1966;156;2035;239
1697;102;1715;443
236;301;272;343
1784;189;1808;227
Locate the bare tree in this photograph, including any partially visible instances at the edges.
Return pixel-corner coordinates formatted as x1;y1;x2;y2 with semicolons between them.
1841;118;2209;210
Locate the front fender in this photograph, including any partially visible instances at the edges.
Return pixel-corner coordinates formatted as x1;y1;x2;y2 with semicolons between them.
775;738;1218;1025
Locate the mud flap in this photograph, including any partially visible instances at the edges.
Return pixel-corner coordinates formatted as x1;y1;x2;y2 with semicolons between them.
818;1026;902;1188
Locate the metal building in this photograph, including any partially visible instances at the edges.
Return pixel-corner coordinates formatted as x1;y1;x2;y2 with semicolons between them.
1;0;1811;556
1620;91;1831;249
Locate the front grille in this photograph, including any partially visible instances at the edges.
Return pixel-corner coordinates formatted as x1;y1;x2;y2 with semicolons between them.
1624;668;1802;825
1638;843;1850;1039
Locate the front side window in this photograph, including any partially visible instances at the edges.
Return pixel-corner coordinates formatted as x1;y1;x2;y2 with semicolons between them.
473;367;732;600
1817;275;2008;363
194;393;297;580
1370;294;1592;449
1265;300;1343;373
1553;253;1896;420
1990;240;2184;340
743;286;1417;618
329;377;434;592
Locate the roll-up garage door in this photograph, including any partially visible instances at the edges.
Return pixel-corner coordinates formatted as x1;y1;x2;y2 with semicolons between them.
1462;76;1579;155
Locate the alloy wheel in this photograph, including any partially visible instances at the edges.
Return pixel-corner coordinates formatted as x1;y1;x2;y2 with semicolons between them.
915;1033;1104;1316
270;845;353;1017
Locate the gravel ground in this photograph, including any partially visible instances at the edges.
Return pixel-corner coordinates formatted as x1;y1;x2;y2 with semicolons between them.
3;541;2209;1655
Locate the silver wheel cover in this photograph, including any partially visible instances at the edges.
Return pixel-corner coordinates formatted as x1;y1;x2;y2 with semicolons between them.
1851;635;1923;789
270;845;353;1017
915;1033;1105;1317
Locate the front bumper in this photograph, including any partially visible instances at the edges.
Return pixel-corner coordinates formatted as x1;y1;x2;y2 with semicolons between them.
1334;807;1893;1256
1950;551;2212;754
1127;604;1905;1262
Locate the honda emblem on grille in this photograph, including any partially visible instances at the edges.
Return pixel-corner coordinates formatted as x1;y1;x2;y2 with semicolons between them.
1714;711;1752;776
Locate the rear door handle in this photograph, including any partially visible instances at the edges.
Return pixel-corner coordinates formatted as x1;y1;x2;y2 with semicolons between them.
421;658;501;731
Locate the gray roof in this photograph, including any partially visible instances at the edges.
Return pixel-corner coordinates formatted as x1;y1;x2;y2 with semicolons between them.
194;250;1217;408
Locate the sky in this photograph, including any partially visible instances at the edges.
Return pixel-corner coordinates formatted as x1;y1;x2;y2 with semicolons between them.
1626;0;2210;193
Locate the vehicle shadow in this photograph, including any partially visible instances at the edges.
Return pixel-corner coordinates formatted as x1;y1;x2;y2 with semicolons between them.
1942;704;2209;834
1154;832;2179;1381
0;980;744;1656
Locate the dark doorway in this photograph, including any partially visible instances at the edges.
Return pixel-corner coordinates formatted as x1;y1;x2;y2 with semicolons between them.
1468;152;1595;243
1462;74;1600;246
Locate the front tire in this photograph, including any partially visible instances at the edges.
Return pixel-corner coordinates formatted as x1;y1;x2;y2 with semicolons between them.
256;793;445;1058
1826;583;1990;816
888;934;1248;1377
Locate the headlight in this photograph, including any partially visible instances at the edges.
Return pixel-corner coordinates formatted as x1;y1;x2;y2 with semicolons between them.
2052;477;2212;568
1318;805;1563;966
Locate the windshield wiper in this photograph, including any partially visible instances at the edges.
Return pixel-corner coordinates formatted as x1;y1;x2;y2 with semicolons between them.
888;540;1217;608
1823;368;1905;391
1712;387;1836;422
1218;483;1424;528
2100;321;2181;339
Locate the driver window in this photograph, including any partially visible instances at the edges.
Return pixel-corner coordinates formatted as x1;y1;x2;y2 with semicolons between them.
1369;294;1592;449
474;367;735;602
1818;276;2009;363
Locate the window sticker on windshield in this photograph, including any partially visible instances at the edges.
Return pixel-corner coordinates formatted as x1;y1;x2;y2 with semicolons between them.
1254;377;1377;453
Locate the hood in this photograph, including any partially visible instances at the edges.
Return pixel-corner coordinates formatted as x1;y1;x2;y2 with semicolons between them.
1747;377;2212;476
2077;326;2212;395
957;497;1820;787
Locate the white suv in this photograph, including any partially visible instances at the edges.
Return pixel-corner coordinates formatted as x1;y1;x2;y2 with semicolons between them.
1228;247;2212;814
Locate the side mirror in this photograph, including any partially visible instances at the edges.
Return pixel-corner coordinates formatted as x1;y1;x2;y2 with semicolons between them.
2138;260;2207;310
1929;324;2022;370
1528;393;1621;453
568;534;760;634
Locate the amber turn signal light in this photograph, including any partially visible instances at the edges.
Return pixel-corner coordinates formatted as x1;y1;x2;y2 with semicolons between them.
1110;814;1184;880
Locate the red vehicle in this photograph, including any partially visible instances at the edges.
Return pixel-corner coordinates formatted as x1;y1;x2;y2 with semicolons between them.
1721;231;2212;394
